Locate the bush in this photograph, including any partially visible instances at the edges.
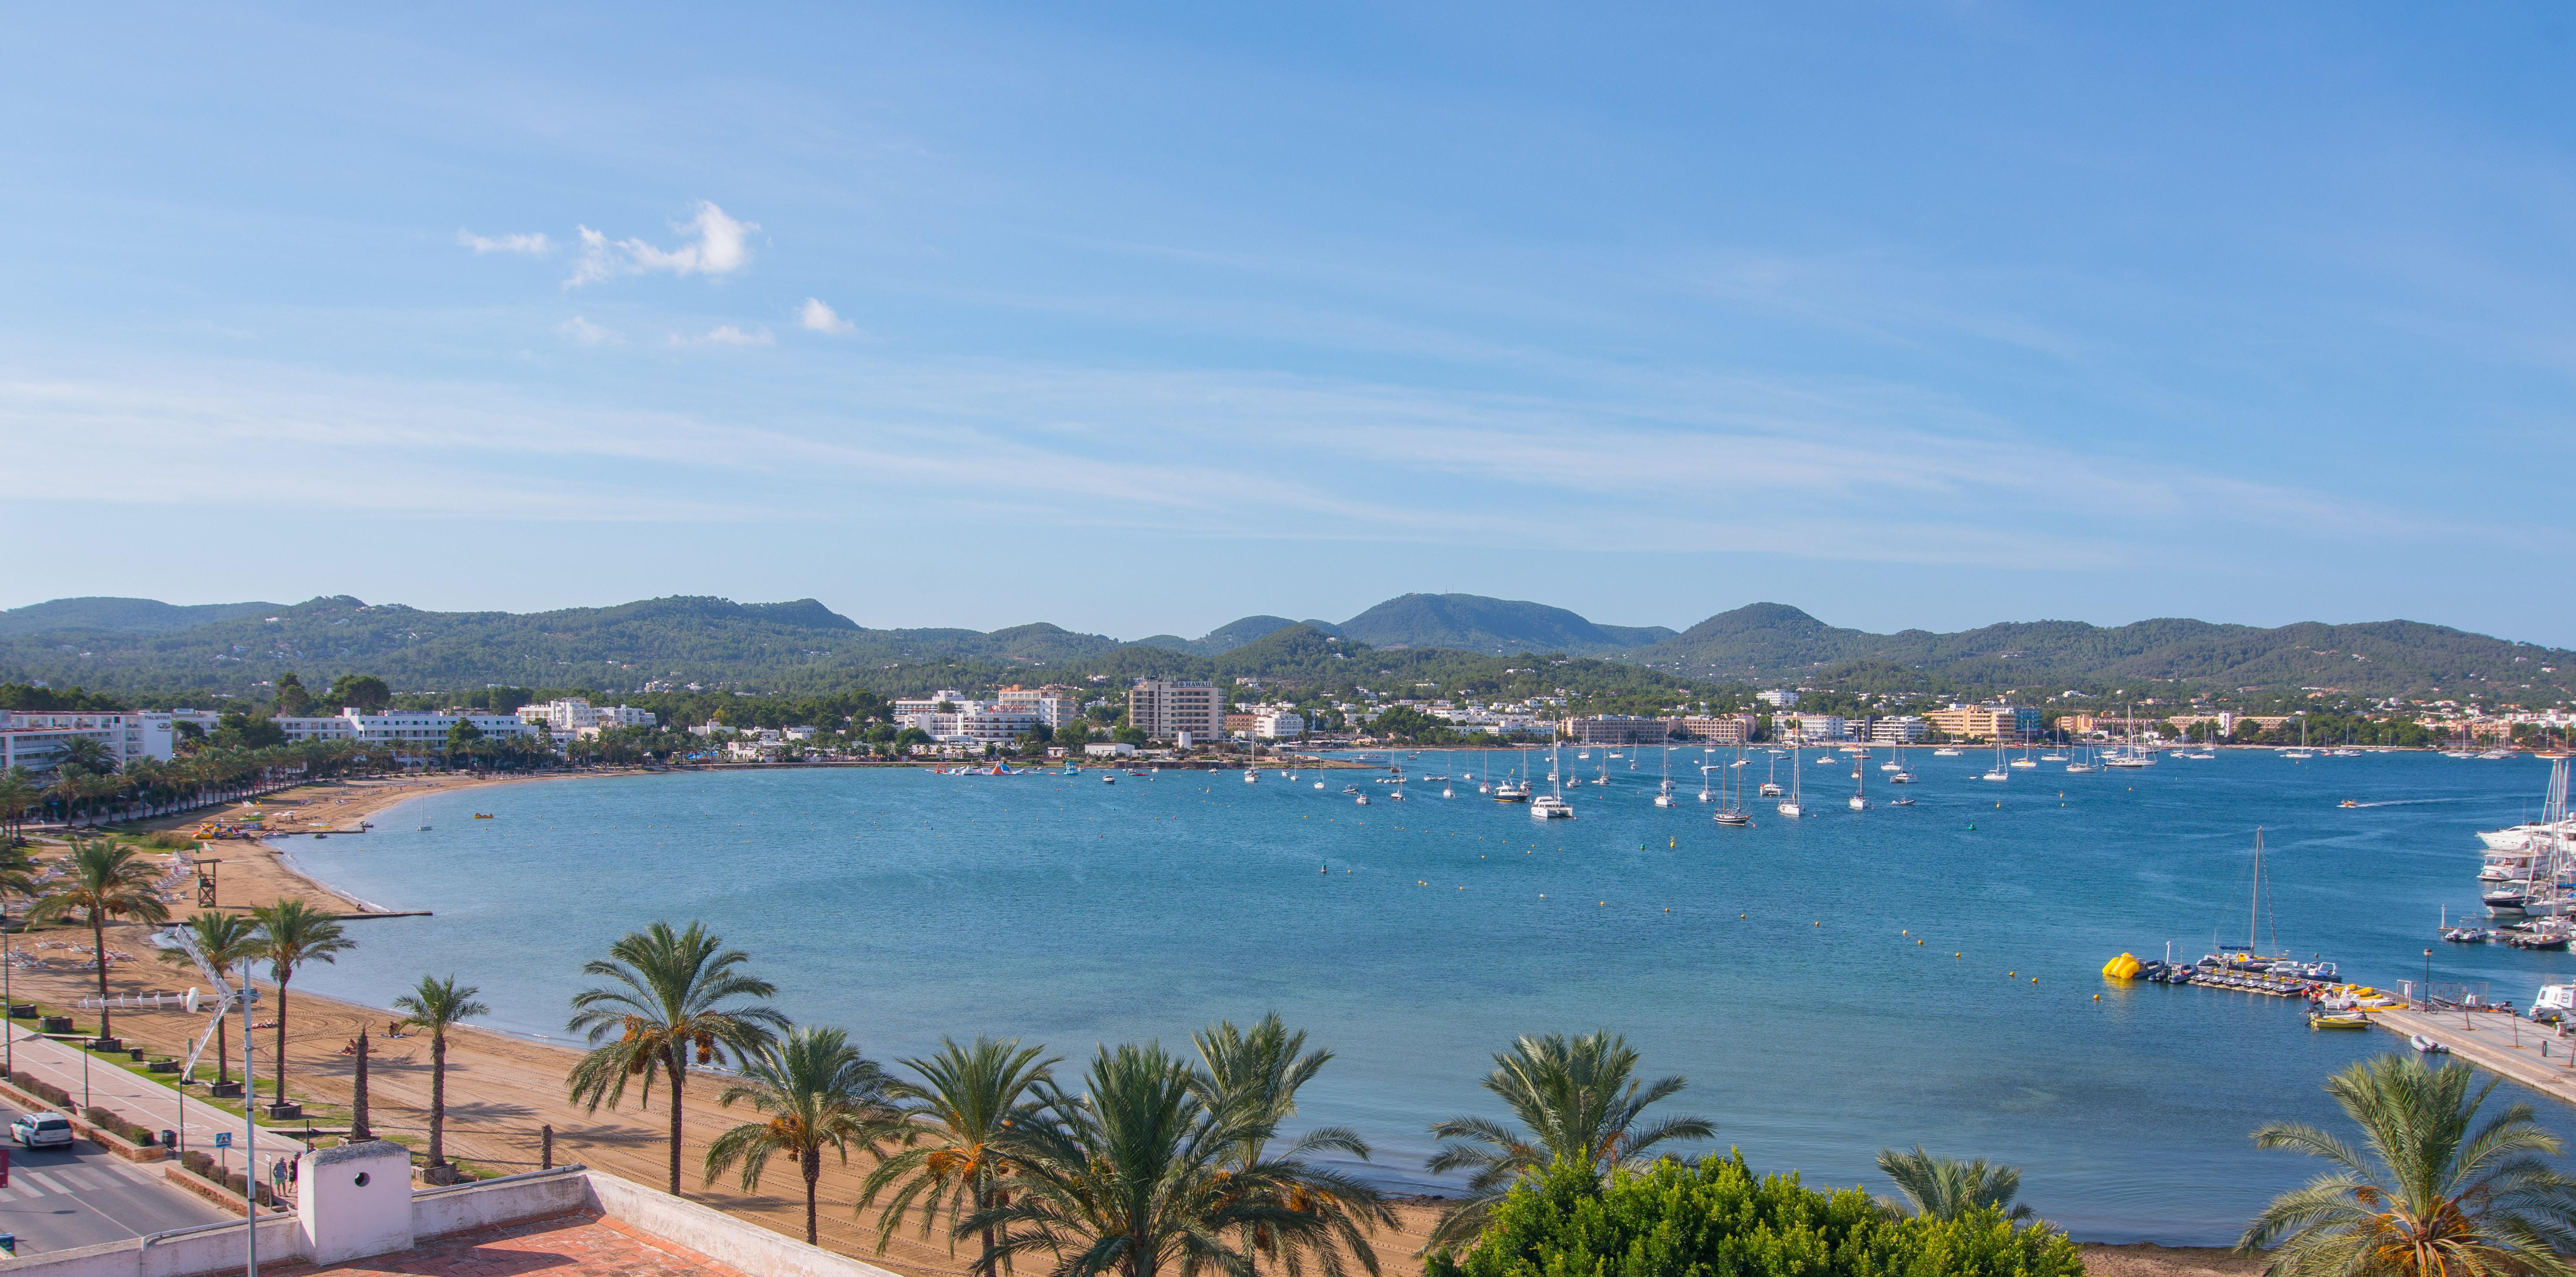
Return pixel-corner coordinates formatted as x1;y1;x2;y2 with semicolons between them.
10;1073;71;1108
1424;1155;2086;1277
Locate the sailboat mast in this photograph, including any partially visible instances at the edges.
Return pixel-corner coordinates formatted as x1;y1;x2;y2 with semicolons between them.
2250;827;2264;953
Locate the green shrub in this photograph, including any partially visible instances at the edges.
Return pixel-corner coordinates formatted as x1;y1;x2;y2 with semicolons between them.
1424;1154;2085;1277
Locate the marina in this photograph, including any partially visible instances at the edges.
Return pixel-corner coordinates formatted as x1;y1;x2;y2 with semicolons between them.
281;746;2576;1244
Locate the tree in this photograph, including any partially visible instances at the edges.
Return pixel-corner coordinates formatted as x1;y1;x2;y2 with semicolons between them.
272;673;316;717
156;911;262;1087
53;735;118;776
2240;1053;2576;1277
705;1026;900;1244
445;719;484;768
0;768;35;844
213;712;287;750
1193;1014;1393;1275
327;674;393;714
1874;1146;2036;1222
1423;1155;2082;1277
1422;1031;1715;1254
393;975;489;1171
862;1036;1060;1274
566;920;789;1195
249;898;355;1106
29;840;172;1042
965;1043;1373;1277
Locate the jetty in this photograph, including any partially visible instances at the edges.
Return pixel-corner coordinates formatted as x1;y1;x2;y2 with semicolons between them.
2374;1007;2576;1106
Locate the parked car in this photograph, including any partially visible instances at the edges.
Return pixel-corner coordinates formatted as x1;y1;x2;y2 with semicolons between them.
10;1112;73;1148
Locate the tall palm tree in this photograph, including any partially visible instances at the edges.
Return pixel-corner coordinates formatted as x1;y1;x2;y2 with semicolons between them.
29;840;171;1042
965;1043;1374;1277
566;920;788;1195
1194;1014;1393;1276
1875;1146;2037;1222
2240;1053;2576;1277
393;975;489;1171
155;911;263;1087
249;899;354;1107
0;768;37;845
1422;1031;1715;1254
705;1026;900;1244
862;1036;1060;1273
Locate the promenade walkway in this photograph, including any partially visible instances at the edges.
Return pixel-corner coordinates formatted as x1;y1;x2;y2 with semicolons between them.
2373;1007;2576;1105
1;1022;298;1183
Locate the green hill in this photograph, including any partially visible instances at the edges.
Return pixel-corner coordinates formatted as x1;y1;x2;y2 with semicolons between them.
1335;593;1674;656
0;597;284;636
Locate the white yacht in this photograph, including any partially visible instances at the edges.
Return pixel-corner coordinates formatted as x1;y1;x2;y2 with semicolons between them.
1933;747;1963;757
1531;743;1574;818
1777;744;1806;817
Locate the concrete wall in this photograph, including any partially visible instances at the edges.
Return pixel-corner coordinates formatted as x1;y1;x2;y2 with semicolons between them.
299;1142;416;1265
582;1171;906;1277
413;1168;596;1239
0;1214;302;1277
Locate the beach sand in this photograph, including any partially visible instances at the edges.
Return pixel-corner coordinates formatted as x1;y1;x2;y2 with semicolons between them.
17;771;2239;1277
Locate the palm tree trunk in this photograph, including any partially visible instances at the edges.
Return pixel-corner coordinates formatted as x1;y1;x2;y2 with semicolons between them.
215;992;231;1085
91;911;112;1041
665;1052;685;1195
274;971;292;1104
803;1149;820;1244
428;1031;447;1166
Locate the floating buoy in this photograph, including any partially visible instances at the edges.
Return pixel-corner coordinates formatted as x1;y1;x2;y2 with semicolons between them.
1918;939;1924;945
2094;994;2101;1001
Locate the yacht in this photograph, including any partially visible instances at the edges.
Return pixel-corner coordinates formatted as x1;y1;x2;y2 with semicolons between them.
1981;742;2010;782
1849;760;1869;811
1355;793;1370;805
1493;747;1532;803
1243;769;1258;784
1777;744;1806;817
1531;743;1574;818
1933;747;1963;757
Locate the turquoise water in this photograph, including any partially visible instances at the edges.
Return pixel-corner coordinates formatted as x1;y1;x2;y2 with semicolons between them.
285;750;2576;1243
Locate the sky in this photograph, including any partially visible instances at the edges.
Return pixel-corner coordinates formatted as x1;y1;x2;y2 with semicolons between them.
5;5;2573;644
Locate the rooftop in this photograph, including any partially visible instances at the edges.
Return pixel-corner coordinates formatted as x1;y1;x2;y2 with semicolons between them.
286;1213;742;1277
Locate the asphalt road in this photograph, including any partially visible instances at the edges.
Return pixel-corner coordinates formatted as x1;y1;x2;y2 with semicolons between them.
0;1102;231;1255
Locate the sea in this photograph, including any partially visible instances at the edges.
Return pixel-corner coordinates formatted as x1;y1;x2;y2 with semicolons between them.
280;747;2576;1243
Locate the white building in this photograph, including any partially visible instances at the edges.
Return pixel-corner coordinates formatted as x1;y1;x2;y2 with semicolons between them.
0;709;176;774
274;709;537;746
995;686;1082;729
1773;713;1849;742
516;698;657;735
1128;680;1225;742
1864;715;1929;744
897;705;1041;745
1757;689;1800;709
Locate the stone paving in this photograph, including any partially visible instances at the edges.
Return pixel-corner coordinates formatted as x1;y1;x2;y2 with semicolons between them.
276;1213;746;1277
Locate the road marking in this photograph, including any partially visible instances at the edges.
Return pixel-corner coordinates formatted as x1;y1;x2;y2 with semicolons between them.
60;1167;109;1191
20;1170;67;1194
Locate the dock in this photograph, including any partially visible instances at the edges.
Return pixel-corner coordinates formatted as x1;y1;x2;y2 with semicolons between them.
2373;1007;2576;1106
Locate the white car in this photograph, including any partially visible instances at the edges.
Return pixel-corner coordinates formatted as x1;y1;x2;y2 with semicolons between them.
9;1112;72;1149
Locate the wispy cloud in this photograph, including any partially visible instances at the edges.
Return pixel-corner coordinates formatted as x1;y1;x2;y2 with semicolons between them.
669;324;773;347
568;201;757;287
456;229;555;255
799;298;856;334
559;315;620;345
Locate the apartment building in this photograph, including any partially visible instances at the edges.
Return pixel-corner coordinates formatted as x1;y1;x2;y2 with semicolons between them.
1772;713;1849;742
995;685;1082;729
273;709;537;745
516;698;658;735
1673;713;1759;744
0;709;178;774
1128;679;1225;742
1923;704;2043;741
1559;715;1671;745
1756;689;1800;708
1863;715;1929;744
1224;709;1307;739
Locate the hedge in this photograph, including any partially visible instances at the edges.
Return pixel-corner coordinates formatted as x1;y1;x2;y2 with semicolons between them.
9;1072;71;1109
1424;1154;2087;1277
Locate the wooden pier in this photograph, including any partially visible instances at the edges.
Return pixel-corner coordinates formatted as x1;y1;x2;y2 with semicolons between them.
2372;1007;2576;1106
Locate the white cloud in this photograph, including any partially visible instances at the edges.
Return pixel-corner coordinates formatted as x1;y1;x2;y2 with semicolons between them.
799;298;856;334
669;324;774;347
559;316;620;345
568;201;757;287
456;229;554;255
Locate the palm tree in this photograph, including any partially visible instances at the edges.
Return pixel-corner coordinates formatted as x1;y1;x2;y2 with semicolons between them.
393;975;489;1171
2240;1053;2576;1277
249;899;354;1107
1875;1146;2037;1222
964;1043;1373;1277
1194;1014;1393;1275
861;1036;1060;1273
155;912;262;1087
566;920;788;1195
0;768;37;845
28;840;171;1043
704;1026;900;1244
1422;1031;1715;1254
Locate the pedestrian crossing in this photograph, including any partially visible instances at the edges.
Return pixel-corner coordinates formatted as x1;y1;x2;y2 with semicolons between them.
0;1157;159;1201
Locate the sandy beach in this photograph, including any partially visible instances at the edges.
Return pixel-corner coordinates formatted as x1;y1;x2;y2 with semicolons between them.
17;768;2242;1277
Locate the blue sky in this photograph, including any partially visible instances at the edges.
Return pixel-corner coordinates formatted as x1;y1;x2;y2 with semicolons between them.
6;5;2573;644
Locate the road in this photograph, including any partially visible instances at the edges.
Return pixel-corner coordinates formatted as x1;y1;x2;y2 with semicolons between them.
0;1100;231;1255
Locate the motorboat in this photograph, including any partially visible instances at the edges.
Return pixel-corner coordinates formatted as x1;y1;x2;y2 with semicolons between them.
1888;796;1915;806
1933;747;1962;757
2308;1010;2371;1030
1355;794;1370;805
1759;781;1783;797
1889;770;1915;784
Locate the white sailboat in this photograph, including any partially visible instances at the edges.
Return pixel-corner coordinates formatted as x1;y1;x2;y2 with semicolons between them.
1981;737;2010;782
1654;744;1676;807
1531;741;1574;819
1698;746;1716;802
1848;755;1870;811
1777;744;1806;818
1715;742;1751;825
1759;747;1783;798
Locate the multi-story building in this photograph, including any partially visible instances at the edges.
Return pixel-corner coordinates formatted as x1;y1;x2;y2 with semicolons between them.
1756;689;1800;709
1673;714;1759;744
516;699;658;736
0;709;177;774
995;686;1082;729
1559;715;1671;745
1128;680;1224;742
1773;713;1850;742
1862;715;1928;744
1224;710;1307;739
1923;704;2043;742
274;709;537;746
896;705;1041;745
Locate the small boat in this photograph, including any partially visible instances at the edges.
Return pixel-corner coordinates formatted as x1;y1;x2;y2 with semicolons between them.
1889;796;1915;806
1102;775;1116;784
2308;1010;2371;1030
1933;747;1962;757
417;824;432;831
2410;1033;2448;1054
1713;809;1750;827
2338;800;2359;808
1776;801;1804;818
1314;781;1326;789
473;813;495;819
1759;782;1783;797
1355;794;1370;805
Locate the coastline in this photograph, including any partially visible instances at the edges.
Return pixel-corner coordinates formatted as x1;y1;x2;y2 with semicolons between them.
46;764;2272;1275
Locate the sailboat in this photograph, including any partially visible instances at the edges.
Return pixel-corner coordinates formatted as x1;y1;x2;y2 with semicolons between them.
1849;755;1870;811
1714;742;1751;825
1777;744;1806;818
2283;718;2315;761
1759;748;1784;797
1531;742;1574;818
1697;746;1716;803
1478;749;1493;794
2065;745;2098;774
1592;747;1610;786
2010;728;2039;768
1981;738;2010;782
1654;744;1676;806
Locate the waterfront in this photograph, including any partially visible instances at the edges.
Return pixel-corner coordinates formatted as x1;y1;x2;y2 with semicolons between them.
284;749;2576;1243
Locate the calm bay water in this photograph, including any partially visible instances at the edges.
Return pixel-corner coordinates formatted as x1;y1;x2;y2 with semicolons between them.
284;749;2576;1242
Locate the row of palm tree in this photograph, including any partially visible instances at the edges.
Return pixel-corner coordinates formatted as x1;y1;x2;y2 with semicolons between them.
0;737;411;836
